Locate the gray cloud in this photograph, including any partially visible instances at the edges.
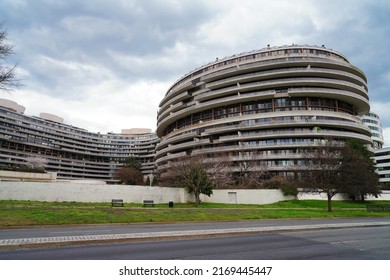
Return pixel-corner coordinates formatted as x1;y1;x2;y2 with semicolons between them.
3;0;218;98
1;0;390;143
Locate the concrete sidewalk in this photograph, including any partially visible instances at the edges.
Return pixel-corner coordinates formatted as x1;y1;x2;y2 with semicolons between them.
1;221;390;248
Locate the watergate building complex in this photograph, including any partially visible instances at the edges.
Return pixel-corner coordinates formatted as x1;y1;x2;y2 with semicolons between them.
156;45;373;179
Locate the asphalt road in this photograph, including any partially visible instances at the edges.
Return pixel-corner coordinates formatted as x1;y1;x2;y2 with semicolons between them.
1;217;390;239
1;226;390;259
1;217;390;260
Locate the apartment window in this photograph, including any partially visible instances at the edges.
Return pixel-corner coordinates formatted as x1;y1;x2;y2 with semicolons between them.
337;100;354;114
201;110;213;122
242;100;272;114
177;116;192;129
363;119;378;125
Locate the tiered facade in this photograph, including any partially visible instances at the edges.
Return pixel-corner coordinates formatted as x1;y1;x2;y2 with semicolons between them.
156;45;373;180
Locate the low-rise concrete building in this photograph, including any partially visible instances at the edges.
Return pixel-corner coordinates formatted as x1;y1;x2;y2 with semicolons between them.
374;147;390;185
0;98;158;181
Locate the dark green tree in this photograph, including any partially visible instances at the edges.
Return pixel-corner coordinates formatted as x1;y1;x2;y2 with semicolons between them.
145;176;151;186
113;156;143;185
339;140;380;201
151;176;158;186
122;156;142;170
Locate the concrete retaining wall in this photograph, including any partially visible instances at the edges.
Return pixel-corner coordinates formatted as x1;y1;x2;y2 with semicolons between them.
0;181;389;204
0;170;57;182
297;191;390;201
0;182;192;203
201;189;296;204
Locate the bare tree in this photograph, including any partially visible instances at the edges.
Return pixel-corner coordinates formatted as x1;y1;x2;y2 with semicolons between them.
0;22;19;93
203;152;235;188
299;139;343;212
160;155;213;206
159;153;235;206
235;150;270;188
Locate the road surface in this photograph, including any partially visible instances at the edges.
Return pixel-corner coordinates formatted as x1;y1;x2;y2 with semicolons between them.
1;217;390;259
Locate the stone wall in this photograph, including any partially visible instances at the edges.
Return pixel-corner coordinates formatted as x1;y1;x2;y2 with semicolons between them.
0;181;389;204
0;181;190;203
201;189;296;204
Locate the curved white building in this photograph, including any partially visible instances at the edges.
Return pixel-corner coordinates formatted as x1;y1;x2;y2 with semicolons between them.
362;111;384;149
156;45;373;180
0;98;158;181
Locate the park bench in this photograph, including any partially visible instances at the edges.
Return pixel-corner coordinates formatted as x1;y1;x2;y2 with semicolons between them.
111;199;124;207
143;200;155;207
366;205;390;212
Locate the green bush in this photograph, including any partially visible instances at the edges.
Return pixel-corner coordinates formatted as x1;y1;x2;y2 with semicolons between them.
263;176;285;189
0;165;45;173
281;182;299;196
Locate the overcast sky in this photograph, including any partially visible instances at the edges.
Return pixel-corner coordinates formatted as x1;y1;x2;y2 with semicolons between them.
1;0;390;145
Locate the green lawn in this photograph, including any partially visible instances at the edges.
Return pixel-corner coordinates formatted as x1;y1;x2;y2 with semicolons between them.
0;200;389;227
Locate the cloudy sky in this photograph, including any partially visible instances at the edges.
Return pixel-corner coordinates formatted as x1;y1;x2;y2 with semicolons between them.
1;0;390;144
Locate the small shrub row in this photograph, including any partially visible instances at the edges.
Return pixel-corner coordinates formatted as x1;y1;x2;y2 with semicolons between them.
0;165;45;173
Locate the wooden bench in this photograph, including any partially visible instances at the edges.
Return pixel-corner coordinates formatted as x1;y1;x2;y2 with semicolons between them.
111;199;124;207
143;200;154;207
366;205;390;212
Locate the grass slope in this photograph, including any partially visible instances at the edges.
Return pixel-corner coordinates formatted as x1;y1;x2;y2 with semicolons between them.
0;200;389;227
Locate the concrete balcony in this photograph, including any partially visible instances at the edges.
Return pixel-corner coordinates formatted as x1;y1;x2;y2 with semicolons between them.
200;55;363;83
158;102;186;121
203;113;371;136
157;131;198;150
160;82;193;107
196;77;368;104
155;138;210;160
159;91;190;113
157;91;276;134
157;87;369;137
155;151;188;165
206;67;367;91
288;87;369;113
189;136;372;157
228;165;296;172
218;130;373;144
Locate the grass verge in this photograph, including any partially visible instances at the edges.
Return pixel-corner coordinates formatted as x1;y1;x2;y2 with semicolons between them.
0;200;389;227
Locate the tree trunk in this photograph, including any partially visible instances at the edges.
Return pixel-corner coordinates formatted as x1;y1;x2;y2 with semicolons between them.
195;192;201;207
327;192;333;212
